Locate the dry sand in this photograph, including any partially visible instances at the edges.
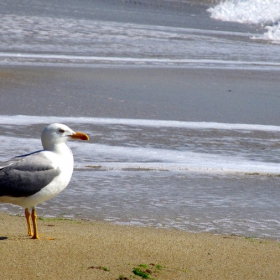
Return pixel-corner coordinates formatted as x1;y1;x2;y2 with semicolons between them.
0;212;279;280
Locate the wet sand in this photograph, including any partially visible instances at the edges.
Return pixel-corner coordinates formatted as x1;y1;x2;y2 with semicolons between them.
0;212;280;280
0;65;280;125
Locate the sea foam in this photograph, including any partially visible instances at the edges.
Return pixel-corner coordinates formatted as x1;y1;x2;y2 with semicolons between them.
1;115;280;132
208;0;280;44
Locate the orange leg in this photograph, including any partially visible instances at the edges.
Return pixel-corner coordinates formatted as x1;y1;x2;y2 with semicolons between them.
25;208;33;236
31;208;40;239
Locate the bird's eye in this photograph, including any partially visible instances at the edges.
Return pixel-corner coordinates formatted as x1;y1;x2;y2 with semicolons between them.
58;129;65;133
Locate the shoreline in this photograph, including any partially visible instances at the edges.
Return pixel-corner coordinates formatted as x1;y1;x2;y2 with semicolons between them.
3;210;280;241
0;212;280;280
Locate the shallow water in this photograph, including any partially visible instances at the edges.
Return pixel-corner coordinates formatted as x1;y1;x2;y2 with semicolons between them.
1;116;280;239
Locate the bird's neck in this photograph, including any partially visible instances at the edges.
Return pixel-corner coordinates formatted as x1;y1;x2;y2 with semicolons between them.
45;143;72;157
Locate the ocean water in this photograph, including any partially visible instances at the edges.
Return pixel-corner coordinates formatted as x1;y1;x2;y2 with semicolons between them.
0;0;279;69
1;116;280;240
1;0;280;239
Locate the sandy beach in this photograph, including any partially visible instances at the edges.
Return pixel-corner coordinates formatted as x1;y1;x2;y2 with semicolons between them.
0;212;279;280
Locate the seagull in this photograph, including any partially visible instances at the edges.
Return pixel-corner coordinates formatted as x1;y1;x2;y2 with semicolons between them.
0;123;89;239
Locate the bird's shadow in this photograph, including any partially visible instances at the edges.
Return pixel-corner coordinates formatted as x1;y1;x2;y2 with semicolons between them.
0;236;8;241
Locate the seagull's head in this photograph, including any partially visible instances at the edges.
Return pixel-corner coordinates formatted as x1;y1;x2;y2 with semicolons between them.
41;123;89;150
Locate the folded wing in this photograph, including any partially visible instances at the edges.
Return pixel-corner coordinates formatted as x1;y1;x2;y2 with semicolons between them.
0;152;60;197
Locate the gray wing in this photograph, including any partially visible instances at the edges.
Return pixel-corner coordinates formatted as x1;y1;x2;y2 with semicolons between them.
0;152;60;197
